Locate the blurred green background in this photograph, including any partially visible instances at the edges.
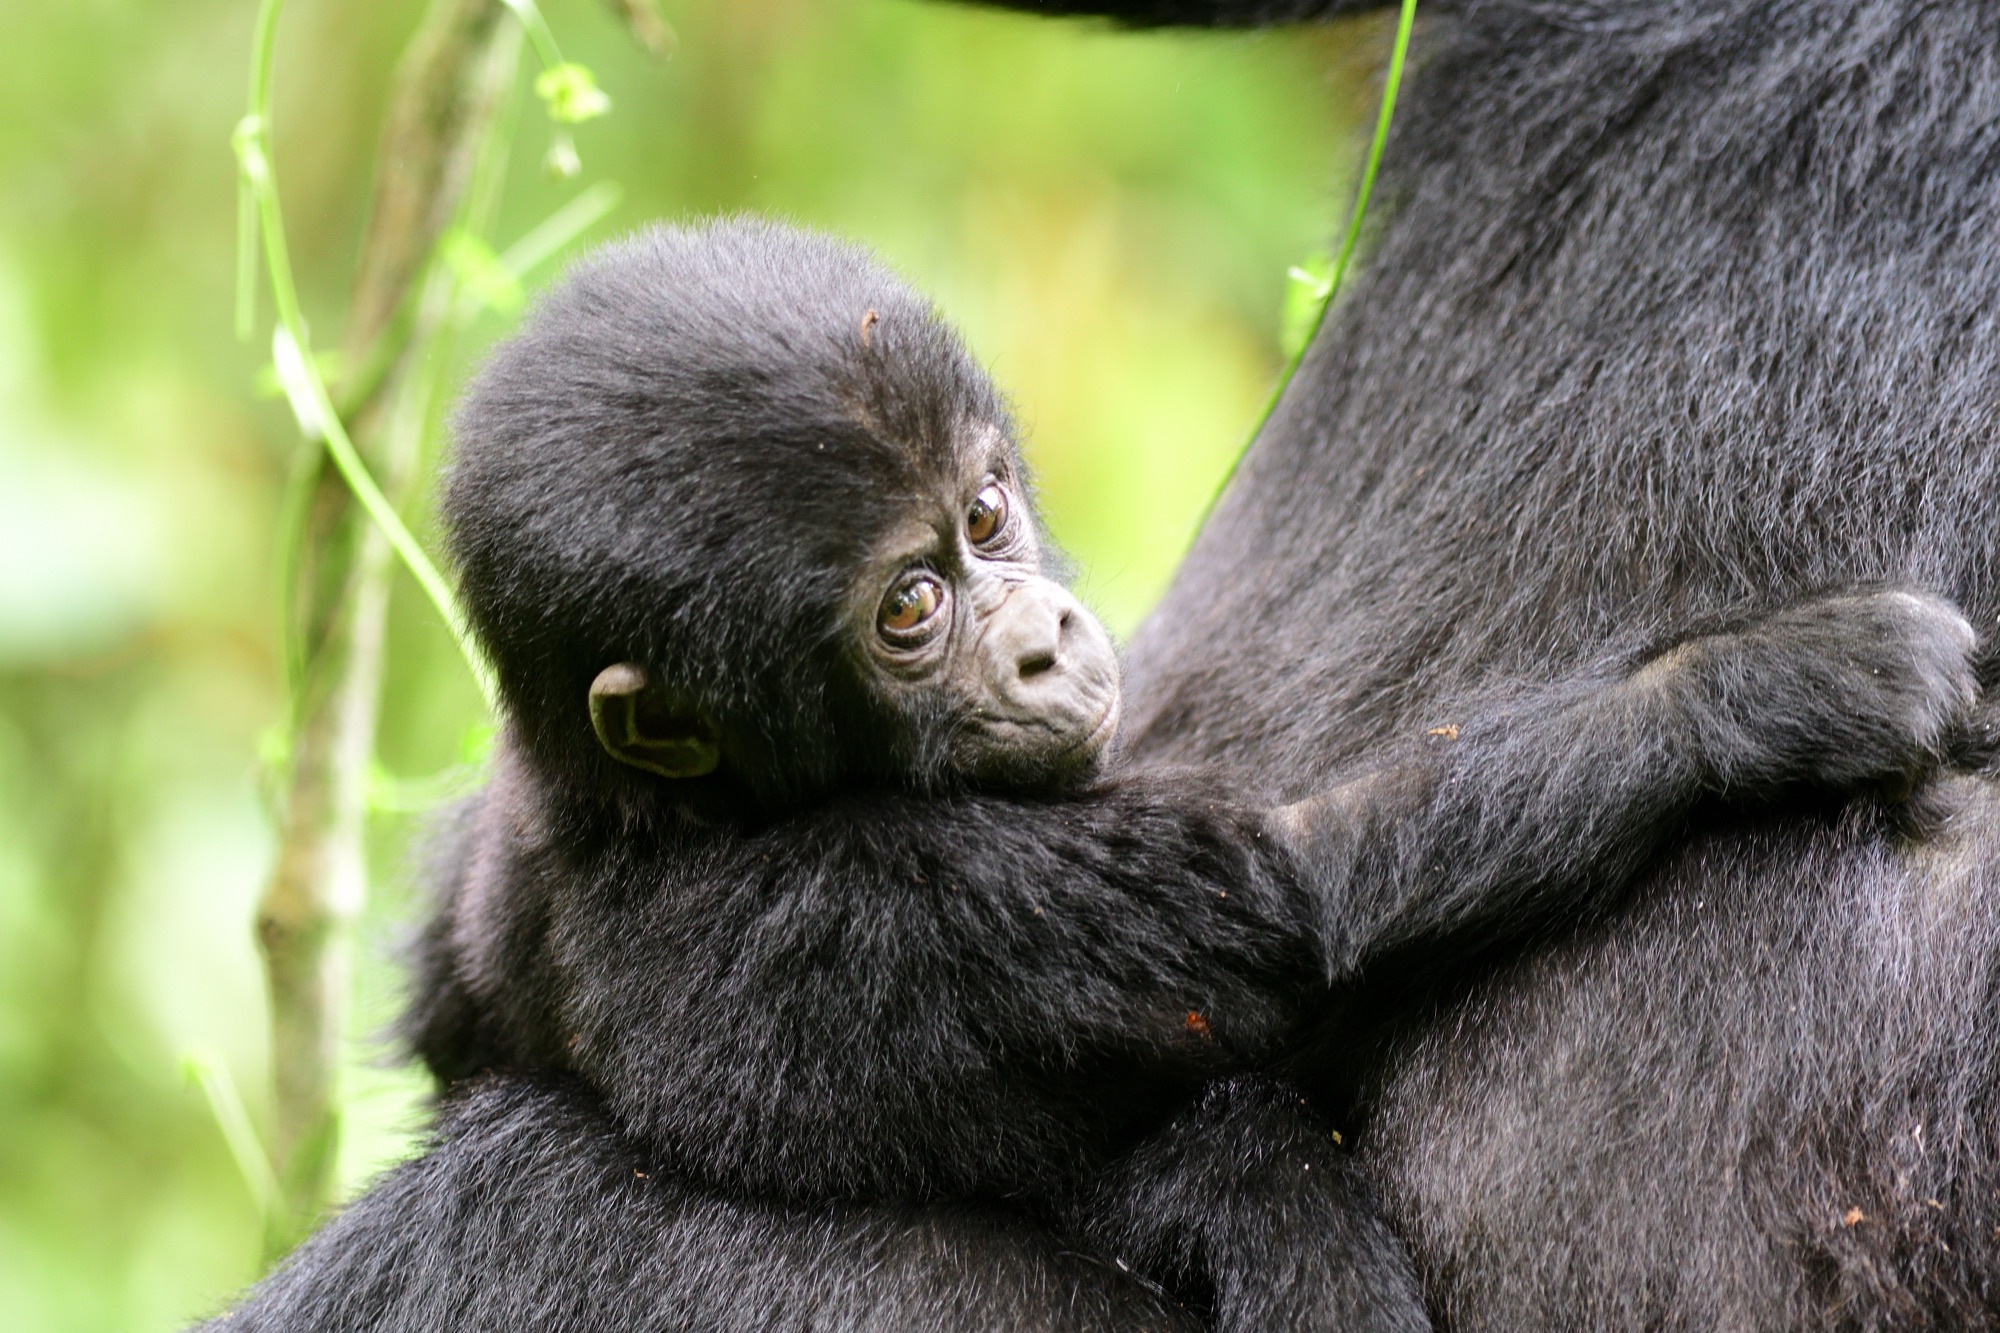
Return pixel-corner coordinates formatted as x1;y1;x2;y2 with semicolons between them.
0;0;1376;1326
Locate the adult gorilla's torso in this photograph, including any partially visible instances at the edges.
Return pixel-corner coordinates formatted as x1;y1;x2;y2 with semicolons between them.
1119;3;2000;1326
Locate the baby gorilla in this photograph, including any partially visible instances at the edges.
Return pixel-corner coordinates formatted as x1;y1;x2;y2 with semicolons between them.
358;219;1974;1333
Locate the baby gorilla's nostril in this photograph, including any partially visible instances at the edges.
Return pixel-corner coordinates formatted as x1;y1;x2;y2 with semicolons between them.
1005;588;1070;681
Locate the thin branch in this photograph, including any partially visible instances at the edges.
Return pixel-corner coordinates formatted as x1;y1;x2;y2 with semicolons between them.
496;0;564;69
249;0;513;1255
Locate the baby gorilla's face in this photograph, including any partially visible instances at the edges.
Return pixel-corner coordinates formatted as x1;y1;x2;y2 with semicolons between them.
853;453;1120;790
583;431;1121;798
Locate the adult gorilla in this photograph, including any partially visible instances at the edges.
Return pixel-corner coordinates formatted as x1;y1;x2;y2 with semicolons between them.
992;0;2000;1327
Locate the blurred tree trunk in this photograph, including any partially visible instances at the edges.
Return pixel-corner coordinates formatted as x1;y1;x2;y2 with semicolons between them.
255;0;512;1257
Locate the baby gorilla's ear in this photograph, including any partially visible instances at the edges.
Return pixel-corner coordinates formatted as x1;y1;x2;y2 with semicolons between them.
588;663;723;779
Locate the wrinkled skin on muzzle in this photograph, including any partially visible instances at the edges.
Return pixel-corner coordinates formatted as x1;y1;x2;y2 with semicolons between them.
951;576;1121;786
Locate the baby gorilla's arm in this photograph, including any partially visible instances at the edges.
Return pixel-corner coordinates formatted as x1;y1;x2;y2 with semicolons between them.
1270;588;1976;978
1074;590;1974;1333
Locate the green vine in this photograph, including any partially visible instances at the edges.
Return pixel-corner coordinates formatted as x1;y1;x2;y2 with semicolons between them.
232;0;497;708
1255;0;1418;439
232;0;620;716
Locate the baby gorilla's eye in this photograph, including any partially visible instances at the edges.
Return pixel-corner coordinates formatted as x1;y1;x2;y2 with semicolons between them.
879;574;945;642
966;484;1009;547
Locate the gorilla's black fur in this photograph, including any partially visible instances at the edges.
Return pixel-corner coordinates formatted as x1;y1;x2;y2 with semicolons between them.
980;0;2000;1327
212;1072;1205;1331
200;0;2000;1322
200;219;1984;1332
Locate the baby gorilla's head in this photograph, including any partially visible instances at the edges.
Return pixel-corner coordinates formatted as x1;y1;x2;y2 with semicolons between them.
446;219;1120;808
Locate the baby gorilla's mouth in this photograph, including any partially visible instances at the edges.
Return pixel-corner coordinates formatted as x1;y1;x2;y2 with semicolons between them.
952;688;1121;788
1059;694;1121;763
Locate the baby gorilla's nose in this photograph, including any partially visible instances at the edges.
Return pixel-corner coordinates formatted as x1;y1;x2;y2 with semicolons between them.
959;577;1121;784
991;582;1072;687
981;580;1117;716
1014;602;1073;680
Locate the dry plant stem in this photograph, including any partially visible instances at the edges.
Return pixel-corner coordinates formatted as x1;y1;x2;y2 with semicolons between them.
255;0;511;1256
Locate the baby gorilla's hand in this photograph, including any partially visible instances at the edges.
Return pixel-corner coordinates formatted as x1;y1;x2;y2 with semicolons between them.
1659;589;1979;798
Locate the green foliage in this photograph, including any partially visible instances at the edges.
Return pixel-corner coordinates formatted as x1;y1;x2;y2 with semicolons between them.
1254;0;1415;440
441;229;527;316
502;0;612;177
534;62;613;124
0;0;1371;1327
1280;251;1335;363
233;0;498;708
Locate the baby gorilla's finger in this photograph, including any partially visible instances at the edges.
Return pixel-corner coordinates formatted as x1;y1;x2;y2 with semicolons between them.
1690;589;1978;796
1803;589;1975;774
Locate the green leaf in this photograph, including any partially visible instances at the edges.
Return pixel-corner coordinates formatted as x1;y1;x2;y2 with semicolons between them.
534;62;612;124
440;229;525;315
256;724;293;775
1279;252;1334;363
